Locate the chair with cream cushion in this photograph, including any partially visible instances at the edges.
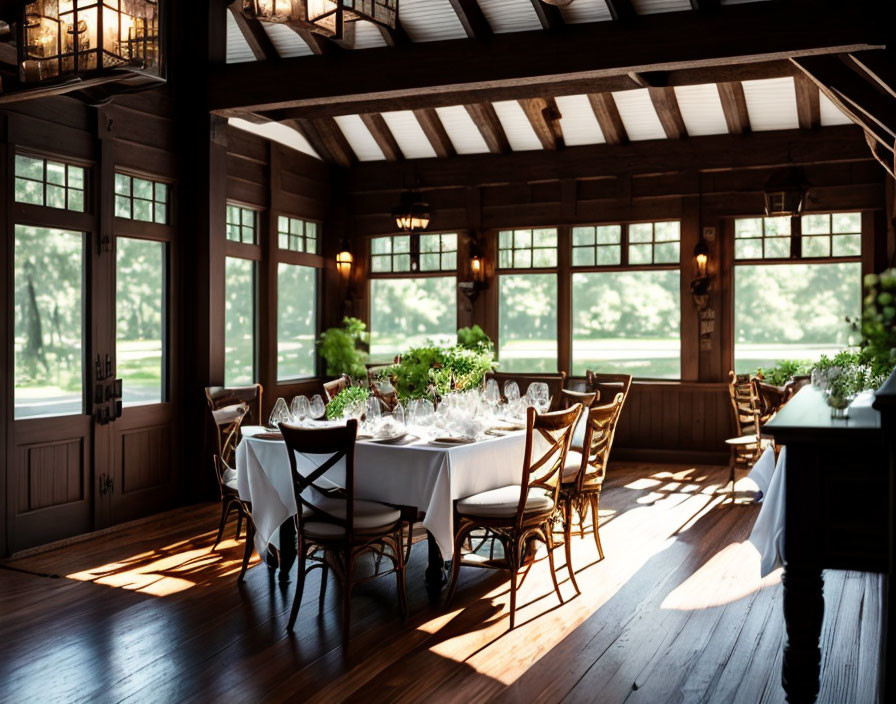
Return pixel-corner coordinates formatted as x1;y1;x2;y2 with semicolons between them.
445;404;583;629
280;419;406;643
559;393;625;589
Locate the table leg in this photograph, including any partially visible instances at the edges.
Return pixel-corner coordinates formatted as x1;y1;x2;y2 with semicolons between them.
425;531;447;598
278;519;298;582
781;565;824;704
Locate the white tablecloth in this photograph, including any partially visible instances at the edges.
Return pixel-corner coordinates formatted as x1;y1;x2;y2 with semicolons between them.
748;445;787;577
235;431;528;560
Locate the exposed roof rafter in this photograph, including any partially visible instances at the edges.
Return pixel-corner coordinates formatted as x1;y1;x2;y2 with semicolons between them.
289;117;356;168
519;97;564;150
465;102;511;154
588;92;628;145
227;4;278;62
527;0;564;31
447;0;493;39
412;108;456;158
717;81;751;134
359;113;404;161
794;74;821;130
648;86;687;139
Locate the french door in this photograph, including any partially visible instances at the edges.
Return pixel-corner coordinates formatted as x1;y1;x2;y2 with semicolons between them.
7;212;176;553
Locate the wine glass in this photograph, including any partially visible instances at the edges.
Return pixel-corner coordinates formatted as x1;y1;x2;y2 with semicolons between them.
290;395;311;425
485;378;500;405
309;394;326;420
365;397;382;432
269;397;290;429
504;381;521;404
526;382;550;413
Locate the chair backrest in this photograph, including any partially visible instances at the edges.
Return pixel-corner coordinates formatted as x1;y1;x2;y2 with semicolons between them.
280;419;358;538
205;384;263;470
573;393;625;492
516;404;582;525
323;375;350;402
783;375;811;402
585;371;633;409
485;372;567;411
728;371;760;437
752;378;788;425
561;388;599;409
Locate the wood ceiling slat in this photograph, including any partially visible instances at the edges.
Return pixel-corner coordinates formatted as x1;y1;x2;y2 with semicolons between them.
648;86;688;139
412;108;457;158
359;113;404;160
604;0;637;22
288;26;343;55
716;81;751;134
464;102;511;153
519;97;564;150
227;5;279;61
794;74;821;130
587;93;628;145
446;0;493;38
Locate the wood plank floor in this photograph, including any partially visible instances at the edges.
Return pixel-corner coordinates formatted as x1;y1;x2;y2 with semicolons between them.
0;463;881;704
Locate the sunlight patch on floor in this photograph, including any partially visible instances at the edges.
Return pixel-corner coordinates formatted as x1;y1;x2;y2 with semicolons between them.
65;539;256;597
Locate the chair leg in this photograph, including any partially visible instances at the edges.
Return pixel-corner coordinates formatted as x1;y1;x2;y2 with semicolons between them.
238;518;255;582
404;521;413;567
546;530;565;606
563;502;580;594
235;510;243;542
286;539;307;632
395;531;408;620
444;524;471;608
508;543;518;630
211;499;230;551
318;554;329;612
590;493;604;561
342;553;354;645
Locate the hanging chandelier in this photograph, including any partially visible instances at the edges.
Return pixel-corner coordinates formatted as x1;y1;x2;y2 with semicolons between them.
242;0;397;40
392;191;430;234
2;0;164;102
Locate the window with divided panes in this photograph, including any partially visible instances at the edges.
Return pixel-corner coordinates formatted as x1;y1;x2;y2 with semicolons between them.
226;204;257;245
278;215;318;254
15;154;86;212
115;173;169;224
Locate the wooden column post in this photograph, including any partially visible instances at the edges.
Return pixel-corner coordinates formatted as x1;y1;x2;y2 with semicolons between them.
680;194;701;382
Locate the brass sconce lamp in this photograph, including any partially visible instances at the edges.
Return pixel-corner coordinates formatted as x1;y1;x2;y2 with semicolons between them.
459;234;488;303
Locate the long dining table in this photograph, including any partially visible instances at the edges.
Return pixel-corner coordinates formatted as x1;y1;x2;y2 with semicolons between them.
235;425;528;589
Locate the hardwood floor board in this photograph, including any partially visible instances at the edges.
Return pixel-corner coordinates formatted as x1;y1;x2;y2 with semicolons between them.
0;463;882;704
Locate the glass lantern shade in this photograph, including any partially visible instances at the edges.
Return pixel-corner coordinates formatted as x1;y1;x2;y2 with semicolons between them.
336;249;353;276
392;192;431;233
20;0;162;85
243;0;397;39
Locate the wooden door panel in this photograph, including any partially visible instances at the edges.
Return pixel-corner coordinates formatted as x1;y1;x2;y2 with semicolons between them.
18;439;84;512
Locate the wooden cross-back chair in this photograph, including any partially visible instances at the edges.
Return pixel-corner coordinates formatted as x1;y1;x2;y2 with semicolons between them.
205;384;263;558
484;372;567;411
585;371;633;408
445;404;583;629
725;371;766;501
280;420;407;643
323;374;351;402
559;393;625;589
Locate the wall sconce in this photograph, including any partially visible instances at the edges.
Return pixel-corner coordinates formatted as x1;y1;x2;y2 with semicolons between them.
694;239;708;278
459;235;487;303
690;238;714;351
336;243;353;278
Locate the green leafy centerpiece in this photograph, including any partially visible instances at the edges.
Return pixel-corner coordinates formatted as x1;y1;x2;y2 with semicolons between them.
325;385;369;420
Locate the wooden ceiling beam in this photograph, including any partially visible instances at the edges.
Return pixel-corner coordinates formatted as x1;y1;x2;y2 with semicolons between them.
412;108;456;159
689;0;720;10
227;4;279;61
794;54;896;144
794;74;821;130
465;102;510;154
376;20;412;47
359;113;403;161
648;86;688;139
347;125;871;192
520;97;564;150
289;26;344;55
588;93;628;146
254;61;798;121
447;0;492;39
209;1;885;114
847;50;896;101
289;117;356;168
604;0;636;22
527;0;564;31
717;81;750;134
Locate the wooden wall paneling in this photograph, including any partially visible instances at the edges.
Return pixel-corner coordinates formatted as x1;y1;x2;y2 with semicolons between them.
719;218;736;379
260;142;279;416
1;130;9;555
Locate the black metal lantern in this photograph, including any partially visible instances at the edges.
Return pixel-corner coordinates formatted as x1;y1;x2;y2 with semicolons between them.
763;167;806;217
6;0;163;100
243;0;397;39
392;192;430;234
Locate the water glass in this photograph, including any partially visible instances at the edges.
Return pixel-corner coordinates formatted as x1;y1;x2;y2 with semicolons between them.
504;381;521;404
269;397;290;429
526;382;550;412
309;394;326;420
290;395;311;425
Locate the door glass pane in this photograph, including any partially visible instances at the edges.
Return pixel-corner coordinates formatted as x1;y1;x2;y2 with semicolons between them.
734;263;861;373
369;277;457;362
571;270;681;379
14;225;84;418
277;263;317;380
225;257;256;386
116;238;165;406
498;274;557;373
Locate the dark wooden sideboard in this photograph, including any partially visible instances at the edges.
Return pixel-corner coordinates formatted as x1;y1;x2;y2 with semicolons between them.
763;385;889;704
